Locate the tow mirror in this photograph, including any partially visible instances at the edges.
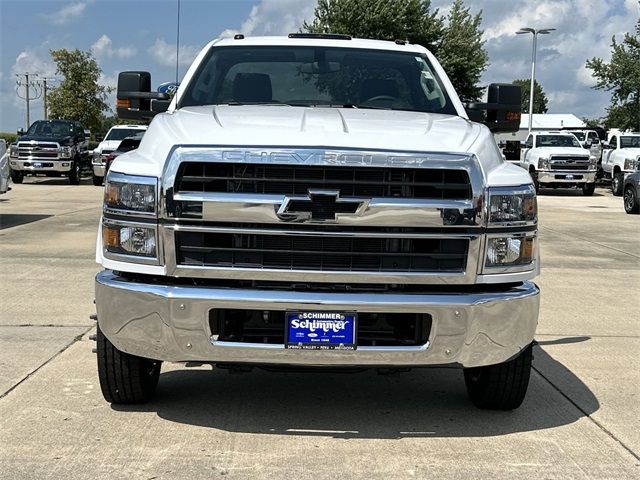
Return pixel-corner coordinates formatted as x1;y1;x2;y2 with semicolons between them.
116;71;170;120
17;128;24;136
466;84;522;133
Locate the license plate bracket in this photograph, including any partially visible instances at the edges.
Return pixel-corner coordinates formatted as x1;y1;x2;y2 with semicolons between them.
285;311;357;350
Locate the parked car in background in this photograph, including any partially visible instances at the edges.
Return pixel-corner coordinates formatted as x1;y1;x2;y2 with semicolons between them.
92;124;147;185
8;120;89;185
623;170;640;214
601;133;640;196
519;131;597;195
103;132;145;175
0;139;10;194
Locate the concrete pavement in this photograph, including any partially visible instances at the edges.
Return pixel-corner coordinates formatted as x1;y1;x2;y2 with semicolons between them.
0;178;638;479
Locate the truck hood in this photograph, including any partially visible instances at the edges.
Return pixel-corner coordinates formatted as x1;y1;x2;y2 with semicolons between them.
534;147;590;156
17;135;73;145
113;105;517;181
96;140;123;153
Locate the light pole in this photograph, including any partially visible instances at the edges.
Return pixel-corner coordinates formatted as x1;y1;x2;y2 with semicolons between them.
516;27;555;133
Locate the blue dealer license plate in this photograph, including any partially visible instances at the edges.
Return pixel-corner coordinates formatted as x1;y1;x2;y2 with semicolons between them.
286;312;356;350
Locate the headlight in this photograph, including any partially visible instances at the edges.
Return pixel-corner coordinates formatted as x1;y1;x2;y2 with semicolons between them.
623;158;635;171
103;221;157;257
538;157;549;169
104;172;157;215
9;145;18;157
488;186;537;225
589;156;597;167
486;235;535;268
58;146;72;158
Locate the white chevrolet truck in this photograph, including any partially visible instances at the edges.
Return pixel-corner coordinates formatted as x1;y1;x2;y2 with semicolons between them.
94;34;539;410
601;132;640;196
519;131;597;195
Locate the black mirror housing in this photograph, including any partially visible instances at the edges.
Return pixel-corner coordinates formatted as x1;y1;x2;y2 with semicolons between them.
466;83;522;133
17;128;24;136
116;71;169;120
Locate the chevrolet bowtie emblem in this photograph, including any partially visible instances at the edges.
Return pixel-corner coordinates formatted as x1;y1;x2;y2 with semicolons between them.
276;190;369;223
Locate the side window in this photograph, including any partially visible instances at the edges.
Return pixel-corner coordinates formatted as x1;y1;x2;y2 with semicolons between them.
609;136;617;148
588;132;598;142
525;136;534;149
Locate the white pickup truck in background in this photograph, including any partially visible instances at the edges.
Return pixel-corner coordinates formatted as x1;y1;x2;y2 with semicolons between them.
519;131;597;195
601;132;640;196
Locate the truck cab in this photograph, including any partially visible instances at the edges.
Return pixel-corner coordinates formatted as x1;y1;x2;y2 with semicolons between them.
519;130;597;195
93;35;538;411
601;133;640;196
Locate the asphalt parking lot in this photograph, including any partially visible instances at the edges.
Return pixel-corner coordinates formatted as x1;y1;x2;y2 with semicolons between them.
0;176;638;479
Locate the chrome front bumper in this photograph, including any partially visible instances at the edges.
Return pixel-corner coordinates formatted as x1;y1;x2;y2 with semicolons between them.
538;170;596;184
96;270;539;368
9;158;71;172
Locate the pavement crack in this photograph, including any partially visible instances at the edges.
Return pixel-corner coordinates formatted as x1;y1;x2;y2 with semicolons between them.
0;325;94;400
532;363;640;462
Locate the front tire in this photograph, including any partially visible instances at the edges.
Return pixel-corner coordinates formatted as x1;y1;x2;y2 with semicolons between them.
582;182;596;196
97;326;161;404
92;173;103;186
464;343;533;410
624;186;640;214
68;160;81;185
10;170;24;184
611;172;624;196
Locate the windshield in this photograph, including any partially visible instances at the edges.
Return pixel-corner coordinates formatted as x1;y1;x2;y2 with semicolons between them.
536;135;581;148
105;128;144;141
179;46;457;114
620;136;640;148
571;132;585;141
26;120;74;137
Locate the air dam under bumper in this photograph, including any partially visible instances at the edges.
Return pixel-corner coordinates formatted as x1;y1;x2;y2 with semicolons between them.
95;270;539;368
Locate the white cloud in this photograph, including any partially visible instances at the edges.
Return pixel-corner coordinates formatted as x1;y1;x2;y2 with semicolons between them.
43;1;88;26
91;35;137;59
222;0;316;37
148;39;201;67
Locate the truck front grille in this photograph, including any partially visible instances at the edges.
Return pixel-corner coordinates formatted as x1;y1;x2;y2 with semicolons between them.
176;230;468;273
17;142;59;159
549;156;590;171
175;162;472;200
209;309;432;347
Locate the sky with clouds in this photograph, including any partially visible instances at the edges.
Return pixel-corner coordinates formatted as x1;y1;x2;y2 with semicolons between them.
0;0;638;132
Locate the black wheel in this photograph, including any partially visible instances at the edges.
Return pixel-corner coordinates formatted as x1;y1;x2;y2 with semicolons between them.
96;325;161;404
92;173;103;186
10;170;23;184
624;186;640;214
68;159;81;185
464;343;533;410
582;183;596;196
611;172;624;196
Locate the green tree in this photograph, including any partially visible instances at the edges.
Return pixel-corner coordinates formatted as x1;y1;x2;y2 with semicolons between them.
304;0;443;50
437;0;488;102
46;49;112;132
512;79;549;114
586;15;640;130
304;0;489;101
